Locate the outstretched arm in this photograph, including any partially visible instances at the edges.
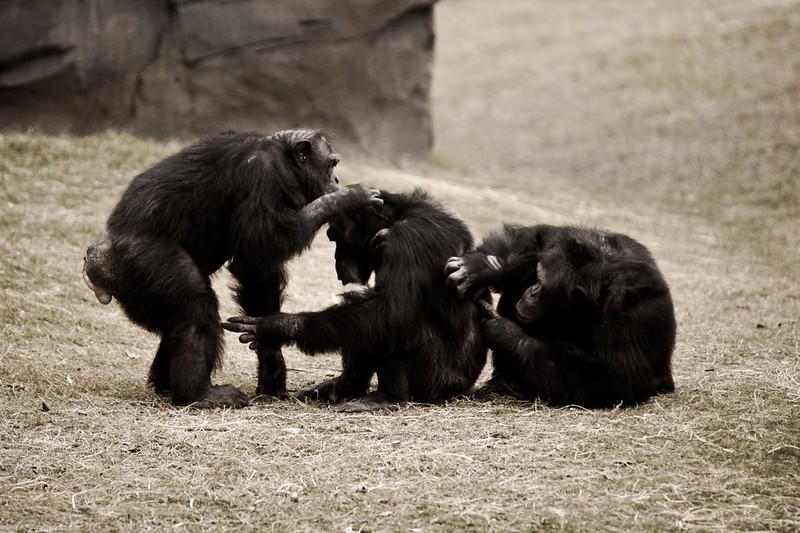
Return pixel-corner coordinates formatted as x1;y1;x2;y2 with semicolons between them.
223;291;385;357
222;313;302;350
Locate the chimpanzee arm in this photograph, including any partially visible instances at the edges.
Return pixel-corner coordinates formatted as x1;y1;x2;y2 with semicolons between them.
223;290;386;357
446;224;549;297
484;317;598;366
230;185;381;267
477;299;598;365
299;185;382;230
476;299;538;357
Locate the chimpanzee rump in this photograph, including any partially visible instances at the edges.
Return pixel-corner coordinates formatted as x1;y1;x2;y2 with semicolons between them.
224;188;488;412
446;224;676;408
83;129;380;408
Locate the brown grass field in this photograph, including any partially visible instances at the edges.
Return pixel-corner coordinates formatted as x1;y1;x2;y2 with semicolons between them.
1;0;798;531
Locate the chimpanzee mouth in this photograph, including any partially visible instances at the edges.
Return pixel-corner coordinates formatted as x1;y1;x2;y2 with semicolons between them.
515;302;536;324
335;261;359;285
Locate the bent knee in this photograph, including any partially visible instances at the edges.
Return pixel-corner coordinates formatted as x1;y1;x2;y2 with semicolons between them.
84;234;117;303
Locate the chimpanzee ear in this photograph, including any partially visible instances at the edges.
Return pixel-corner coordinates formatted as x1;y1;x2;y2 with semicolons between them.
563;238;598;267
618;283;665;309
292;140;313;163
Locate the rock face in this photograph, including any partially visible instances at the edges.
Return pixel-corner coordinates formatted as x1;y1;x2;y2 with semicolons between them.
0;0;436;159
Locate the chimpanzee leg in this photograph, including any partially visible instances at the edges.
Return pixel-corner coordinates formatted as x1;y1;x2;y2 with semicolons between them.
112;236;247;408
480;315;604;406
256;344;287;397
331;356;411;412
230;262;288;397
478;314;549;400
148;342;171;394
297;348;374;403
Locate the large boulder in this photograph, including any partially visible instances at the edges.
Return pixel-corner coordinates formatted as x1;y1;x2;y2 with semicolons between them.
0;0;436;159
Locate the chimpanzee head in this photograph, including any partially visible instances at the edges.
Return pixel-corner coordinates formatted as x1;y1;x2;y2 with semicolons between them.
326;198;390;285
515;238;601;325
274;129;341;201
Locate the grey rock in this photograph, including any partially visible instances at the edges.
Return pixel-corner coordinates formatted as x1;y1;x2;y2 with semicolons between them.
0;0;436;159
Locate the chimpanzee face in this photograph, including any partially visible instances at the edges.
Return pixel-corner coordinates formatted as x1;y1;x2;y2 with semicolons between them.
289;132;341;200
326;209;387;286
514;245;594;325
514;262;549;323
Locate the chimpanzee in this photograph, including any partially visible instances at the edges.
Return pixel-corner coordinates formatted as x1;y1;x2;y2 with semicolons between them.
223;188;488;412
445;224;676;408
82;129;381;408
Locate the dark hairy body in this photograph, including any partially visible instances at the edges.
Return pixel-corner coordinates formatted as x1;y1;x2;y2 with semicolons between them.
446;224;676;408
224;189;488;412
83;129;379;408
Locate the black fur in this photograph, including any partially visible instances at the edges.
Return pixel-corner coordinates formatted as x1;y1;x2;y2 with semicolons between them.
446;224;676;408
224;189;488;412
83;129;379;408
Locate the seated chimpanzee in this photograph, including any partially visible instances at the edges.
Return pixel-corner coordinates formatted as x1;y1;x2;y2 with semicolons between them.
223;188;488;412
83;129;380;408
445;224;676;408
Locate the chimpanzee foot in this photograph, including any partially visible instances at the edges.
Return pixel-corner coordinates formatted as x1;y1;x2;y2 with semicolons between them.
331;392;404;413
152;387;171;398
296;379;338;403
254;385;289;401
296;377;367;404
473;379;523;400
188;384;249;409
255;374;288;399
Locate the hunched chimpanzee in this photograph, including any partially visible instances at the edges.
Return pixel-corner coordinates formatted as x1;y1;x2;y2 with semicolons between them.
223;188;488;412
445;224;676;408
82;129;380;408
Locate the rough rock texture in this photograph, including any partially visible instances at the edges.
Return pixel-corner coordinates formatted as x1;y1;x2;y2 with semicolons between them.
0;0;436;159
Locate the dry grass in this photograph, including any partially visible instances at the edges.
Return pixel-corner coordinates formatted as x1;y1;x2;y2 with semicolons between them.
1;0;799;531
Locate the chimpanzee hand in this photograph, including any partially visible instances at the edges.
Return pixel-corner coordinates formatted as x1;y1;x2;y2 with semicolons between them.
222;313;304;351
338;184;383;210
475;298;518;347
445;251;501;297
476;298;500;320
300;184;382;228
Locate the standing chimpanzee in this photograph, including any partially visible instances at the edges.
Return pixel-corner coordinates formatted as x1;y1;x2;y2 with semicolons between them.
82;129;380;408
223;188;488;412
445;224;676;408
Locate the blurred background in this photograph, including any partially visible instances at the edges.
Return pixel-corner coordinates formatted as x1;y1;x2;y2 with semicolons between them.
432;0;798;247
0;0;437;159
1;0;797;251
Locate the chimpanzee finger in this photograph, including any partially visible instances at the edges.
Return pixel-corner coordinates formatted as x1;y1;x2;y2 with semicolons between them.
248;341;259;351
226;315;260;324
368;189;384;207
239;333;256;344
444;257;463;275
476;299;499;319
222;322;252;333
370;228;390;252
